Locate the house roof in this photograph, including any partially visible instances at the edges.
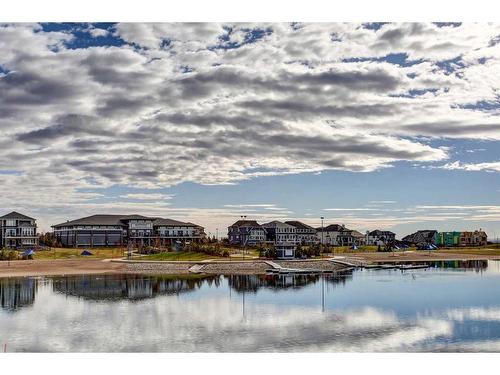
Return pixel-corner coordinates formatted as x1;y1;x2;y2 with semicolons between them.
261;220;296;229
285;221;315;230
229;220;262;228
316;224;349;232
0;211;36;220
153;218;197;227
119;214;155;221
52;214;127;228
369;230;395;236
351;230;365;238
53;214;202;228
402;230;437;242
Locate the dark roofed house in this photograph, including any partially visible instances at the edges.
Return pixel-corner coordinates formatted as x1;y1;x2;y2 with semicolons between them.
367;230;396;246
285;221;317;245
351;230;366;246
315;224;356;246
0;211;38;248
227;220;266;246
52;214;205;247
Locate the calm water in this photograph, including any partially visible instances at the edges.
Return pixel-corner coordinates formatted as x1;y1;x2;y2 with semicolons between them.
1;260;500;352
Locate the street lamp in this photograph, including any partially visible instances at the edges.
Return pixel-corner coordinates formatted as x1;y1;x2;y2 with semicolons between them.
241;215;247;258
321;217;324;258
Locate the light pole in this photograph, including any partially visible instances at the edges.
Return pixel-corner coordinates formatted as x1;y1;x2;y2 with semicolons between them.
321;217;324;257
241;215;247;259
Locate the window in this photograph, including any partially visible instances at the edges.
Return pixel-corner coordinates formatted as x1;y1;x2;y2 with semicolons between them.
6;220;16;226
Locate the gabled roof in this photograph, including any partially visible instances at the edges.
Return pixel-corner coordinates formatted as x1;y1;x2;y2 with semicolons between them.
52;214;127;228
351;230;365;237
261;220;296;229
119;214;155;221
229;220;262;228
154;218;197;227
316;224;348;232
0;211;35;220
53;214;205;229
285;221;316;230
369;229;395;236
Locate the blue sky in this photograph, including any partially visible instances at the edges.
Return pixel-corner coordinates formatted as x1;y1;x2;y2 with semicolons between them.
0;22;499;237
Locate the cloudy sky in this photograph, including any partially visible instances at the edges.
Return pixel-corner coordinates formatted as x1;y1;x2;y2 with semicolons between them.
0;22;499;237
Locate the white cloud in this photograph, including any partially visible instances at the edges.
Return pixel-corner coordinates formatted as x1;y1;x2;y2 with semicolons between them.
1;22;500;232
439;160;500;172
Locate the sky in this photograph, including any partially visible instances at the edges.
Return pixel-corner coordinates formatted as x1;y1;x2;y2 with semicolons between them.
0;22;499;238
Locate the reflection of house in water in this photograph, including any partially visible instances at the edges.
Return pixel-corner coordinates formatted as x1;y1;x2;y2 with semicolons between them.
0;277;38;311
226;271;353;294
426;260;488;271
51;274;221;301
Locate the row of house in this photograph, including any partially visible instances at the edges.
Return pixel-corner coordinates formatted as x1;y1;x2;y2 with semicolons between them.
0;211;206;249
227;219;396;258
1;211;490;254
402;229;488;247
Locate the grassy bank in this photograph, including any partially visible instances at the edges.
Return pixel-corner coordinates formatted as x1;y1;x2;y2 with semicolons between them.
139;251;219;261
30;247;125;260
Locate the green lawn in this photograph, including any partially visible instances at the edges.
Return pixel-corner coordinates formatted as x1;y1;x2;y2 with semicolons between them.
140;251;221;261
30;247;125;260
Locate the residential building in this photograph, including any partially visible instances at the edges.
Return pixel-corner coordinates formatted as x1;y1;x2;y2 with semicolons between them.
316;224;357;246
227;220;266;246
402;230;439;246
459;230;487;247
366;230;396;246
436;231;461;247
0;211;38;248
285;221;318;245
154;218;205;245
351;230;366;246
52;214;205;247
261;221;297;259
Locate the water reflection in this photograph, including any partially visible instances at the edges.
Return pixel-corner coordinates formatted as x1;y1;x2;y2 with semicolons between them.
0;278;38;311
1;263;500;352
52;274;221;301
227;271;352;294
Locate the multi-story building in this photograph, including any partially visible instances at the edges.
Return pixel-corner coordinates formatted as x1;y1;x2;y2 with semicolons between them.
351;230;366;246
261;221;297;259
459;230;487;247
366;230;396;246
436;231;461;247
285;221;318;245
0;211;38;249
316;224;357;246
227;220;266;246
52;214;205;247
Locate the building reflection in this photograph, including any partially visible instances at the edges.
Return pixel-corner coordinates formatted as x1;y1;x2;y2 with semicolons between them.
226;271;353;294
51;274;221;301
0;277;38;311
425;260;488;271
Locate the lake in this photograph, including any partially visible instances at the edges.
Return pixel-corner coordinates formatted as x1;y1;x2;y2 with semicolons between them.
1;260;500;352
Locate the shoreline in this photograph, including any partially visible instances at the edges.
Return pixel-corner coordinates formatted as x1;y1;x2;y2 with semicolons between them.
1;251;499;278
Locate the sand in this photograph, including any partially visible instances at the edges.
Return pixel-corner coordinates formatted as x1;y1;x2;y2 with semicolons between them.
2;251;500;278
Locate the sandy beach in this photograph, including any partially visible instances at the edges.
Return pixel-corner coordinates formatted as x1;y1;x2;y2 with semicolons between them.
1;250;500;277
